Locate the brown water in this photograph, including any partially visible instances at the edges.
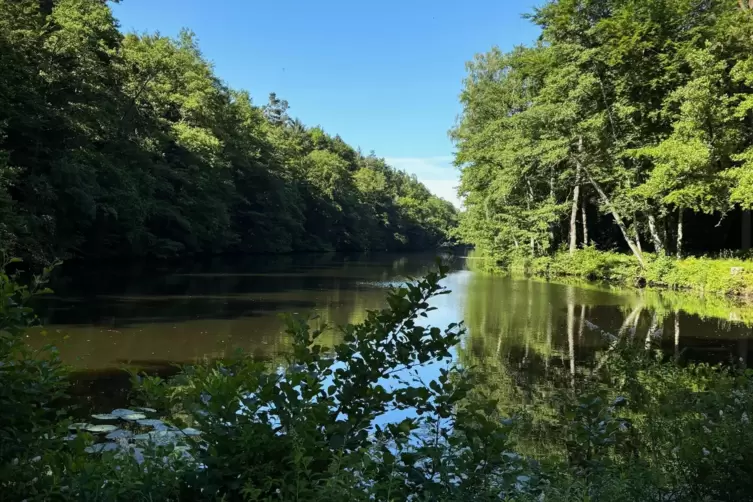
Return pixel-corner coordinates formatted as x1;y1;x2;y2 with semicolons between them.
28;252;753;407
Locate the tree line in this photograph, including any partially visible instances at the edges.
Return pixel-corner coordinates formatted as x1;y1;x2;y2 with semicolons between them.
0;0;457;263
453;0;753;267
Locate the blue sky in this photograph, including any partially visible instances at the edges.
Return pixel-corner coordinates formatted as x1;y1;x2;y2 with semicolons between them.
112;0;542;207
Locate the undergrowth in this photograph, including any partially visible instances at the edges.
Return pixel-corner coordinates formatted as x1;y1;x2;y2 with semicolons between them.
474;247;753;296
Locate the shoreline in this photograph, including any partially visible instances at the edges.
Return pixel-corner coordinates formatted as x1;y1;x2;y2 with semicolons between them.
469;249;753;300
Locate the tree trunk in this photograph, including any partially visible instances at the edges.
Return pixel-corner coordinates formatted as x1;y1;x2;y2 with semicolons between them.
581;194;589;247
581;164;646;268
676;208;684;259
743;209;751;251
648;214;664;254
569;166;581;255
549;169;556;247
634;218;643;254
526;179;536;257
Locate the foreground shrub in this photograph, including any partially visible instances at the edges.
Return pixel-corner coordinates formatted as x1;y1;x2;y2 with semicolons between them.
591;343;753;501
502;340;753;501
129;265;545;501
0;260;69;498
5;261;753;500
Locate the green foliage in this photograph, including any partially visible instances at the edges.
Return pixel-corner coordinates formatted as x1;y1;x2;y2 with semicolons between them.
0;259;70;497
549;343;753;501
483;248;753;297
459;307;753;501
454;0;753;264
0;0;456;262
8;263;753;499
650;256;753;295
533;248;641;284
128;265;548;501
0;263;547;500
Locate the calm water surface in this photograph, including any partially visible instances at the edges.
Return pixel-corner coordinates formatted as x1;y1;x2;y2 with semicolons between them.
29;252;753;407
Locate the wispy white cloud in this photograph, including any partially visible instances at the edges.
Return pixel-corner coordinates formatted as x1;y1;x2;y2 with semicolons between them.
422;180;462;209
385;156;462;208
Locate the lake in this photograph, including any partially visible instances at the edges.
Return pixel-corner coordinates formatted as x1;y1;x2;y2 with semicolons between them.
29;252;753;409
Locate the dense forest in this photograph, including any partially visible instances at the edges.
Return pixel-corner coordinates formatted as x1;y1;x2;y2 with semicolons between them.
0;0;457;263
454;0;753;266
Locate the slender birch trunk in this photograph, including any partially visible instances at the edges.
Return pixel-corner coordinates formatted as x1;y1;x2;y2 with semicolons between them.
526;179;536;257
570;140;583;255
570;167;581;255
648;214;664;255
676;208;684;259
582;164;645;268
549;168;556;247
581;194;588;247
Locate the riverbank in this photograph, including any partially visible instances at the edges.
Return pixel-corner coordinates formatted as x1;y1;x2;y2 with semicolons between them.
472;248;753;298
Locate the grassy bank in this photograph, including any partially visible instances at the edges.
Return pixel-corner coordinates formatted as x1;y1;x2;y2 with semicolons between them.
471;248;753;297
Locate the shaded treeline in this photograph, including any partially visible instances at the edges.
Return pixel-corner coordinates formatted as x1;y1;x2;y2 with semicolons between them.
0;0;457;263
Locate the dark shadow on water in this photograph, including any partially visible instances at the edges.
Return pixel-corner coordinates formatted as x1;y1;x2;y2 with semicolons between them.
39;298;320;327
33;252;753;411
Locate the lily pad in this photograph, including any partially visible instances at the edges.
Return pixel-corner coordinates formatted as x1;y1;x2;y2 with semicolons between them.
136;419;165;428
110;408;137;417
68;422;93;430
181;428;202;436
84;442;119;454
148;430;180;445
120;413;147;421
91;413;119;420
133;433;151;441
86;424;118;433
135;407;157;413
130;447;145;464
106;429;133;440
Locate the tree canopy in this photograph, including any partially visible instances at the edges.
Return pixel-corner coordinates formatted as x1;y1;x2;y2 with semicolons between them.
0;0;457;263
453;0;753;265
